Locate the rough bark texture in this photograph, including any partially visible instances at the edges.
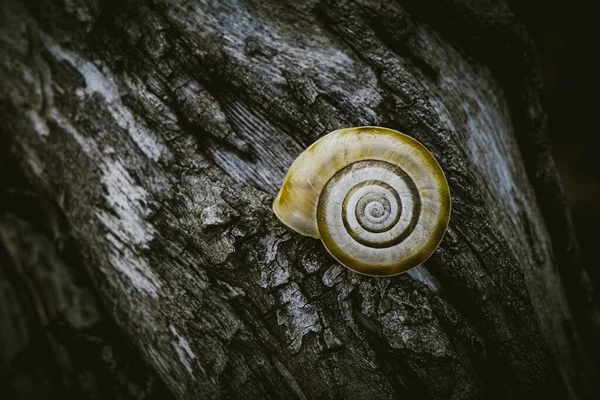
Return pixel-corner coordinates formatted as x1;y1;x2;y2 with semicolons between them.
1;0;598;399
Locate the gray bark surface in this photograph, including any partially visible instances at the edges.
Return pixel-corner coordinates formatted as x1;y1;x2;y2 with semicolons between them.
1;0;598;399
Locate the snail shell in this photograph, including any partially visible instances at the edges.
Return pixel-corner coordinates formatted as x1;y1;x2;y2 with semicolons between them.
273;126;451;277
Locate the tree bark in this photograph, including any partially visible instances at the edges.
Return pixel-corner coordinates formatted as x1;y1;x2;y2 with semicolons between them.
1;0;597;399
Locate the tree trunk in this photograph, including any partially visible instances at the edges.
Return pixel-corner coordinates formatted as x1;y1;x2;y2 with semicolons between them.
1;0;598;399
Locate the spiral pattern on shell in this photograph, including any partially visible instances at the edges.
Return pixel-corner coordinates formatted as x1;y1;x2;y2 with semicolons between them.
273;127;451;276
320;160;420;249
